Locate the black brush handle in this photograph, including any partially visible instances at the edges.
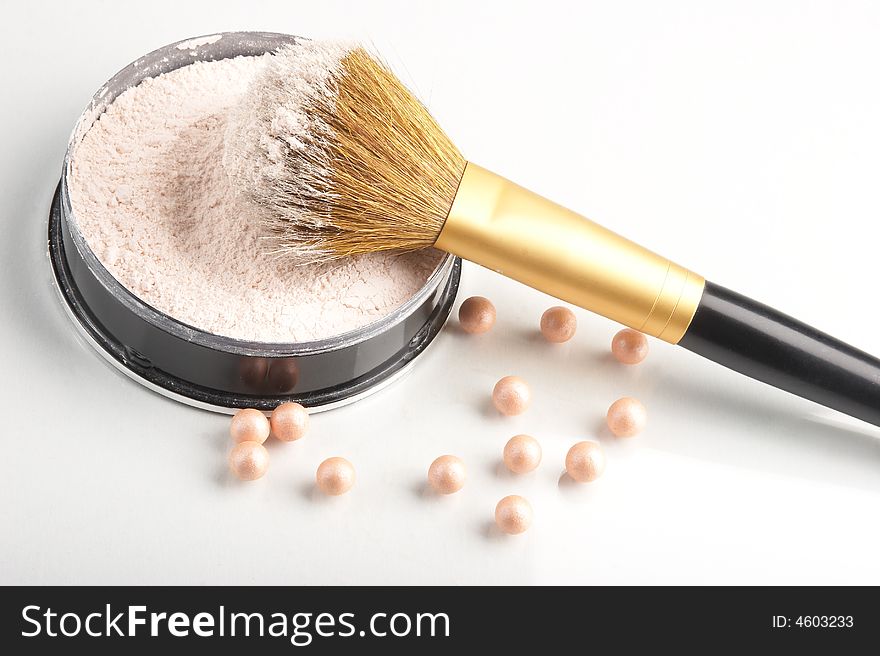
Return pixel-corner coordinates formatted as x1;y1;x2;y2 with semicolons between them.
678;281;880;427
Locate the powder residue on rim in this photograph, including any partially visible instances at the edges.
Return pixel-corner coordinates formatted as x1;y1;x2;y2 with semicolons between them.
68;55;443;343
175;34;222;50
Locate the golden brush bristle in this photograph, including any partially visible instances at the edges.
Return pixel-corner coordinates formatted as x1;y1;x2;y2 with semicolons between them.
225;42;465;261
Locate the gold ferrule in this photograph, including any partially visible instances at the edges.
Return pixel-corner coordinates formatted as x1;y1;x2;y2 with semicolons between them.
435;162;705;343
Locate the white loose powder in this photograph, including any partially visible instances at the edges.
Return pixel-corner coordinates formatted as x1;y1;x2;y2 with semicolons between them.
69;55;442;343
223;41;351;196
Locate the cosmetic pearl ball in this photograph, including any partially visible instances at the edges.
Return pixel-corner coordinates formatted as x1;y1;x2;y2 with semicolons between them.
458;296;496;334
494;495;533;535
270;402;310;442
492;376;531;416
503;435;542;474
316;457;356;495
230;408;270;444
228;441;270;481
565;441;606;482
540;306;577;343
611;328;649;364
607;397;647;437
426;455;466;494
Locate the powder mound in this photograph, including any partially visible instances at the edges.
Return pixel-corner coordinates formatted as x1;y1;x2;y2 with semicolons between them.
68;55;442;343
223;41;352;196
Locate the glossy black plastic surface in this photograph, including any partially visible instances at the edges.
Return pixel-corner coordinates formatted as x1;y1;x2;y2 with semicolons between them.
50;183;460;410
679;281;880;426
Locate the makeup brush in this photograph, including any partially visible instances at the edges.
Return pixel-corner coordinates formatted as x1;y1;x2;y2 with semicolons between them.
226;41;880;427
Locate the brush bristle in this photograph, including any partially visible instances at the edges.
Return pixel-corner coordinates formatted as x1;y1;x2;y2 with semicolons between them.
224;41;466;261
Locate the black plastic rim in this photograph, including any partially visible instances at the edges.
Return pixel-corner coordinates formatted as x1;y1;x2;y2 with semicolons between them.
50;183;460;412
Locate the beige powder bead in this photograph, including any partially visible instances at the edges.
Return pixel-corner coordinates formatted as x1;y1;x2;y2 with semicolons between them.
494;495;533;535
458;296;496;334
427;455;466;494
230;408;270;444
565;441;606;482
316;457;356;495
607;397;647;437
502;435;542;474
611;328;649;364
228;441;270;481
270;402;310;442
540;306;577;343
492;376;531;416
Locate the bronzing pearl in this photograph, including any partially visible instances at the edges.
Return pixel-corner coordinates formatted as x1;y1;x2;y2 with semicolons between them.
458;296;496;334
427;455;466;494
565;441;606;482
606;397;647;437
316;457;356;495
270;402;310;442
494;495;533;534
611;328;649;364
492;376;531;416
230;408;270;444
540;306;577;343
502;435;542;474
228;441;270;481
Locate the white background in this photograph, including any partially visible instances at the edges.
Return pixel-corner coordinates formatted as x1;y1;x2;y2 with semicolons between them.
2;0;880;585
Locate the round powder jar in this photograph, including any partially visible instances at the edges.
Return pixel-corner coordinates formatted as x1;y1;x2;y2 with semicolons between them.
49;32;460;413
